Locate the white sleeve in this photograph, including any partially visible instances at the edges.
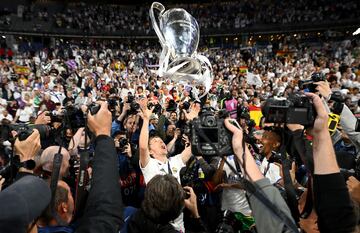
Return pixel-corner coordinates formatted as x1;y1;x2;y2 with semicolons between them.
171;153;186;169
140;158;159;184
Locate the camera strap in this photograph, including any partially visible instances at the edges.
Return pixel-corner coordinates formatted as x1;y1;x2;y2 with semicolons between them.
193;125;299;232
73;114;91;220
263;162;271;177
279;128;300;224
49;146;63;223
167;161;173;175
74;148;90;220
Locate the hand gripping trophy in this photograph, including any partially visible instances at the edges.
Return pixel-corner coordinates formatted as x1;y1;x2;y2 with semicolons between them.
149;2;213;99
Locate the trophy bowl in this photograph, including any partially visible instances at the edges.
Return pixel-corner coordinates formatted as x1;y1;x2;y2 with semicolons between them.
160;8;199;58
150;2;199;59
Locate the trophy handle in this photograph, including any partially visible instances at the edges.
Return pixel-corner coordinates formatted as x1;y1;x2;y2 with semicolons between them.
149;2;166;47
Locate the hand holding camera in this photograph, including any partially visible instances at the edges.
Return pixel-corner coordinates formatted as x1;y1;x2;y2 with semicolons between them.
35;111;51;125
314;81;332;99
183;186;200;218
224;119;244;156
88;101;112;137
123;143;132;158
183;103;201;121
304;92;329;135
14;129;41;162
138;98;154;121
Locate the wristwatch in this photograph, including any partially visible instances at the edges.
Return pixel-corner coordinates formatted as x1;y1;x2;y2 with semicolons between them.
19;160;36;170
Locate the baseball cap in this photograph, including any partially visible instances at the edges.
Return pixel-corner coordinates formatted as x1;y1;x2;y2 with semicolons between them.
0;176;51;233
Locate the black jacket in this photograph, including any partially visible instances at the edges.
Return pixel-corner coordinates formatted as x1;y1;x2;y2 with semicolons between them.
313;173;356;233
76;135;124;233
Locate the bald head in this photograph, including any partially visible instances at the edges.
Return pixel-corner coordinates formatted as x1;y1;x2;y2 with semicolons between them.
40;146;70;178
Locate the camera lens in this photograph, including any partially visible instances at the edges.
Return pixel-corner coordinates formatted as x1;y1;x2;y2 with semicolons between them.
205;116;216;127
119;138;128;147
130;102;140;111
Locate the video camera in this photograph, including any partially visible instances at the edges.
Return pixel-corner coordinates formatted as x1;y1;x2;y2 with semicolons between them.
298;72;326;93
261;93;316;127
190;107;234;156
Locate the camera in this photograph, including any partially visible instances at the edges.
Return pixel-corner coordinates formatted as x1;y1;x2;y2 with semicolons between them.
118;138;129;152
268;151;283;164
190;108;233;156
166;99;177;112
182;101;191;111
63;105;88;129
298;72;326;93
179;157;209;205
107;97;119;111
148;102;162;114
261;93;316;127
215;210;239;233
126;94;140;114
2;124;52;142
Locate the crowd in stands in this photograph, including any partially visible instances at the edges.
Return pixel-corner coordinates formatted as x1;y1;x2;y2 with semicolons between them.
0;34;359;233
0;0;359;34
50;0;360;33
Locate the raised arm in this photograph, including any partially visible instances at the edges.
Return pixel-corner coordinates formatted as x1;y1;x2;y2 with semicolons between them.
138;98;154;168
224;119;295;233
76;101;123;233
306;92;356;233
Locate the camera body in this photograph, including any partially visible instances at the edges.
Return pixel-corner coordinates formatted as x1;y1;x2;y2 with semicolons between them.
118;138;129;152
191;108;233;156
261;93;316;127
298;72;326;93
127;94;140;114
215;210;239;233
2;124;52;142
268;151;283;164
148;102;162;114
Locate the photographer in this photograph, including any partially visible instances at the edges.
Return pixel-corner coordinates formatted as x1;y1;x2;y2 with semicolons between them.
75;101;123;233
214;154;255;232
305;92;356;233
36;101;123;233
222;119;295;233
114;130;145;208
111;106;140;145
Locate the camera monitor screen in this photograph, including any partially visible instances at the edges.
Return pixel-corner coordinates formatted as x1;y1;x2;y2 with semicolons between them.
198;128;219;143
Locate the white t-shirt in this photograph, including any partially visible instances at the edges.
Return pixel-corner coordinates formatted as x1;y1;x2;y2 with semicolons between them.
0;113;13;122
16;106;34;123
259;157;282;184
221;155;252;216
140;154;186;232
141;154;185;184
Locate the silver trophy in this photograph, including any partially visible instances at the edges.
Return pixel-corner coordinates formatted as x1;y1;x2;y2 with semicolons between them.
150;2;213;98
